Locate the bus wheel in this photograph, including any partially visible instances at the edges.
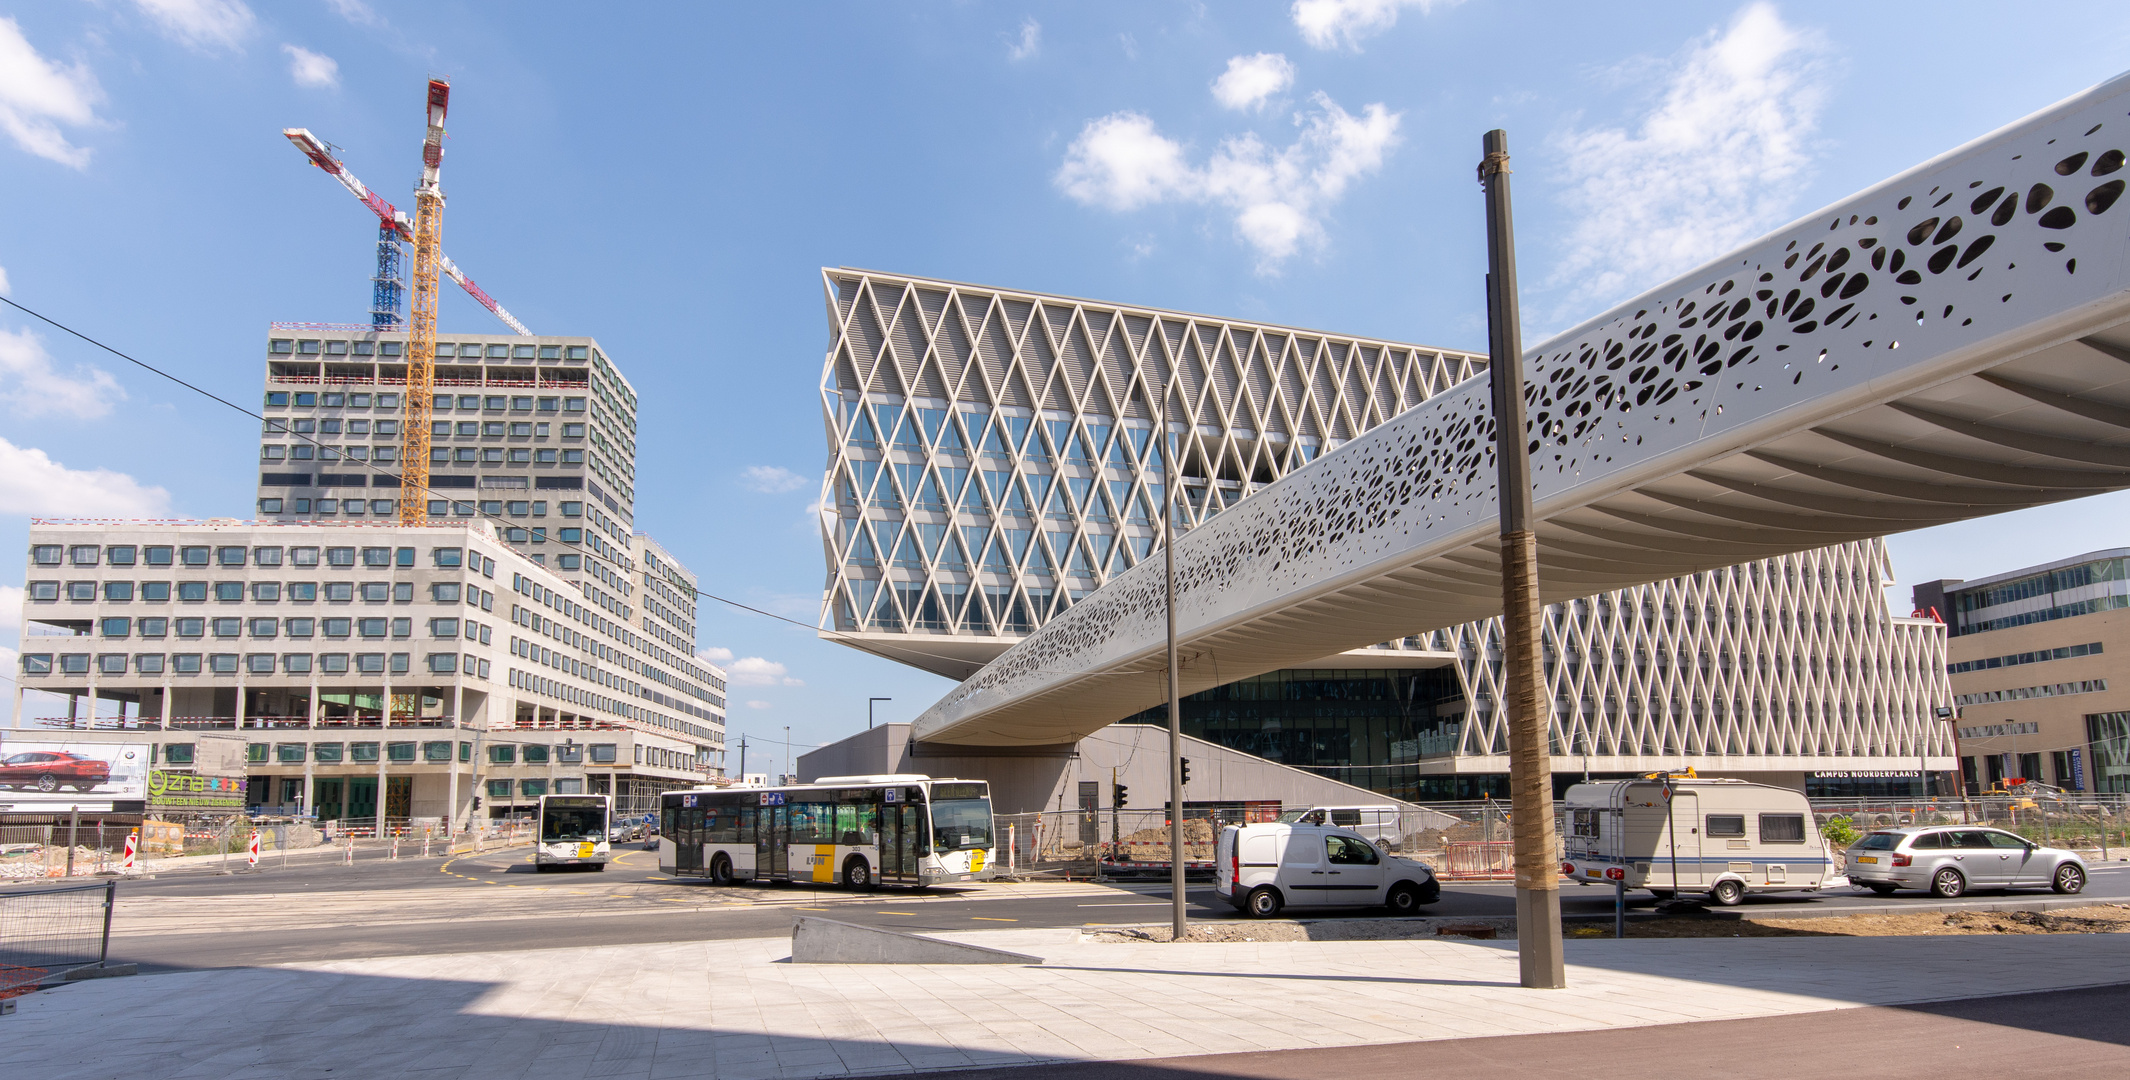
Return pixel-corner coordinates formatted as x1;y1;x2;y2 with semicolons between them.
709;854;734;886
842;856;873;890
592;863;606;872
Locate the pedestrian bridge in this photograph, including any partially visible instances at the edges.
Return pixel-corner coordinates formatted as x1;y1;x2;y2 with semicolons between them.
915;71;2130;747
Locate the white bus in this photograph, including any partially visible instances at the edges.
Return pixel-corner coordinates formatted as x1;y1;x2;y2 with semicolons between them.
658;774;995;888
535;793;612;871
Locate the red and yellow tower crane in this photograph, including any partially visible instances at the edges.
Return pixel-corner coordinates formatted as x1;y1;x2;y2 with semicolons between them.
281;78;532;524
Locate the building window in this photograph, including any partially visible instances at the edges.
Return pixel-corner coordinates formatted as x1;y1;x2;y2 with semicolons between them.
424;741;452;762
489;744;516;764
141;583;170;601
212;618;241;638
325;583;353;602
253;583;282;602
387;742;416;763
432;583;462;603
135;654;165;674
313;742;344;763
215;582;244;601
283;653;312;674
178;582;208;602
350;742;379;763
288;584;317;602
520;779;548;797
181;546;210;566
209;654;240;674
104;582;134;601
101;617;131;638
433;548;463;568
561;450;584;464
98;654;126;674
175;618;205;638
319;653;349;673
250;618;278;638
555;778;584;794
523;745;550;764
259;498;285;514
486;779;513;798
172;654;202;673
165;744;196;765
589;743;618;764
390;653;410;674
246;654;275;674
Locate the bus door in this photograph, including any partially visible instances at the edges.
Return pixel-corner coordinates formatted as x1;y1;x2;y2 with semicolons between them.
676;801;703;873
760;803;789;879
880;788;922;883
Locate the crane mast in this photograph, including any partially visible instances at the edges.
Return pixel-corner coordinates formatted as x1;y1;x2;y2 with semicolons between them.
398;78;450;525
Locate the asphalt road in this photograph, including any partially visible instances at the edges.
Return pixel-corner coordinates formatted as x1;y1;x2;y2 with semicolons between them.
889;982;2130;1080
33;843;2130;973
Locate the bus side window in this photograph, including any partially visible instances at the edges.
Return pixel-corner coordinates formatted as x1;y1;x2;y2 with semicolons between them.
661;806;677;841
739;804;758;844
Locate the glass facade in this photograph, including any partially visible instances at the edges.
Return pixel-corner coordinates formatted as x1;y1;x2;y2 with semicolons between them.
1120;668;1506;801
1949;556;2130;635
2088;711;2130;794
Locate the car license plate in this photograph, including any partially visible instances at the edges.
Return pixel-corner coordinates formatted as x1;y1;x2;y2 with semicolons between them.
1856;856;1877;864
577;842;595;858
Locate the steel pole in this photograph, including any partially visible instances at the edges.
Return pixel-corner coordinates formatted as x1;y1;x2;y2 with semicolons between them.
1162;373;1186;943
1480;128;1565;989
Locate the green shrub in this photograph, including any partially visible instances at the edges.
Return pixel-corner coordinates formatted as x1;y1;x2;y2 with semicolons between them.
1820;815;1860;848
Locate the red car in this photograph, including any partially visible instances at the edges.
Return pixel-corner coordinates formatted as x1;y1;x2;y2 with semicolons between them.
0;750;112;793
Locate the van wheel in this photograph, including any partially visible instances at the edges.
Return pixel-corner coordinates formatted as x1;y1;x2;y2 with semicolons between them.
1385;882;1423;915
842;856;873;890
1245;887;1283;918
1709;879;1745;907
1931;867;1966;899
1374;838;1393;854
708;854;734;886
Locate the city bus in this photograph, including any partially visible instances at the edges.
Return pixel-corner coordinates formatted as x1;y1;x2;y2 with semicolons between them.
534;793;612;871
658;774;995;888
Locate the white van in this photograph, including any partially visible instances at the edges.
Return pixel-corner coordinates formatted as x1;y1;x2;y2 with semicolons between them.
1216;822;1441;917
1275;805;1402;849
1561;777;1842;905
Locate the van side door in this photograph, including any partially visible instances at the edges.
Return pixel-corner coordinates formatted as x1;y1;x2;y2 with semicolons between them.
1276;827;1327;906
1323;833;1386;903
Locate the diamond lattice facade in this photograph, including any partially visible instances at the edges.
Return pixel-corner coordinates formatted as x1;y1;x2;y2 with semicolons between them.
818;269;1954;796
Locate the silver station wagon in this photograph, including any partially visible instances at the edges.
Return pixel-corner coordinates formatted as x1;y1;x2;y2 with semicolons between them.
1845;826;2087;898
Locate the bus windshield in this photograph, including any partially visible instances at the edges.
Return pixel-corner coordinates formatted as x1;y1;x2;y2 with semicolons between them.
541;802;607;842
930;796;993;851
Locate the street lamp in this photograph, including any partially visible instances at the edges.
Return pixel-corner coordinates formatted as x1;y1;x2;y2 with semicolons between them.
869;697;892;730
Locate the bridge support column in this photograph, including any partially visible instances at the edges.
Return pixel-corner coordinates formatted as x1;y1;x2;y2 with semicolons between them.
1482;127;1565;989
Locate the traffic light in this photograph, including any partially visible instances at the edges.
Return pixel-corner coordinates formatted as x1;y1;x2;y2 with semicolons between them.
471;795;482;810
1180;758;1192;785
1113;783;1128;808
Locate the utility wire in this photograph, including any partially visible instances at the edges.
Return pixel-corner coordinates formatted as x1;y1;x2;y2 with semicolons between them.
0;295;1055;680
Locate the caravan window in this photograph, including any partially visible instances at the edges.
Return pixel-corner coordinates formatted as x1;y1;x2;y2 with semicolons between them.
1706;814;1746;838
1571;809;1601;838
1759;814;1807;844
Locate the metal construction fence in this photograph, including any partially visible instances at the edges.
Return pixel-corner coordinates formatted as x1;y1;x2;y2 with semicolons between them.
994;794;2130;878
0;881;114;999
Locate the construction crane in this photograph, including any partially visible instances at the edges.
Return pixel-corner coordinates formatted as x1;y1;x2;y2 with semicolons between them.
397;77;450;525
281;127;532;336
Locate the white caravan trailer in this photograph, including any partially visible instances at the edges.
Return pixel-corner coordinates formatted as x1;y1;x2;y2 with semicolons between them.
1561;777;1842;905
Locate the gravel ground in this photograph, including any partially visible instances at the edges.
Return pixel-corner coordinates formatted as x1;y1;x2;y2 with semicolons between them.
1091;905;2130;943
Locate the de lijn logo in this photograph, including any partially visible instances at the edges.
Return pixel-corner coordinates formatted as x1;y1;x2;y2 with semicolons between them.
145;771;246;799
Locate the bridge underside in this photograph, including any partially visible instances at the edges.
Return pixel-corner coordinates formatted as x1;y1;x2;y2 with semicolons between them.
914;70;2130;747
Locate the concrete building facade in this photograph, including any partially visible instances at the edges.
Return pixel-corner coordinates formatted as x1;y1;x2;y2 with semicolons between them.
1919;550;2130;794
817;269;1956;801
15;519;725;823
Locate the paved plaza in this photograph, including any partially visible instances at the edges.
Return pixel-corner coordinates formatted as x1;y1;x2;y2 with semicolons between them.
11;926;2130;1079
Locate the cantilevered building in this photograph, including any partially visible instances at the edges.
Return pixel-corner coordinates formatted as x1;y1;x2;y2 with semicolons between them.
817;269;1956;799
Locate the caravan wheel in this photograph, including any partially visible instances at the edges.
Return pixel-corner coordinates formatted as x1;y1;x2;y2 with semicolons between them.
1709;879;1745;907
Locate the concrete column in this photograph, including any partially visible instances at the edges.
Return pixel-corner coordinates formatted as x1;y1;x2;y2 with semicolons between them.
448;677;464;833
303;669;319;814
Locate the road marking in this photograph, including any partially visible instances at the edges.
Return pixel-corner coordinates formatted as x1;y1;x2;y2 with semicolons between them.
796;906;830;911
970;916;1017;922
1076;902;1169;907
874;911;918;915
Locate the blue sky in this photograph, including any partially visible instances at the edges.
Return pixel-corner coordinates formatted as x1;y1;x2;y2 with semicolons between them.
5;1;2130;771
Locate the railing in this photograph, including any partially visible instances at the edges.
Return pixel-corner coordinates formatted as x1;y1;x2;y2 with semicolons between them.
33;715;459;731
0;881;115;999
514;716;627;731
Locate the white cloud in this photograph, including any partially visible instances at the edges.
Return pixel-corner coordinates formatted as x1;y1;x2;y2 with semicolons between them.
1057;93;1401;271
325;0;384;27
0;264;9;293
133;0;255;52
0;327;125;419
726;656;804;688
282;44;339;89
1212;53;1296;112
0;436;170;517
745;700;773;710
0;584;21;636
1292;0;1455;50
1547;3;1827;316
742;465;809;494
698;646;734;664
0;18;102;169
1006;17;1040;61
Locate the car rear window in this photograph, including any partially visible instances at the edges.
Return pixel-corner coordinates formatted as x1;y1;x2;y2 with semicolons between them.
1854;832;1900;850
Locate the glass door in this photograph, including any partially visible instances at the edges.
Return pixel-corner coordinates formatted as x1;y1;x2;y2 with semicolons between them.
761;805;789;878
677;807;703;872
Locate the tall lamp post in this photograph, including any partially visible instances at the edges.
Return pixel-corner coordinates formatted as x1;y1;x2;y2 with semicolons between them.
1479;128;1566;989
869;697;892;730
